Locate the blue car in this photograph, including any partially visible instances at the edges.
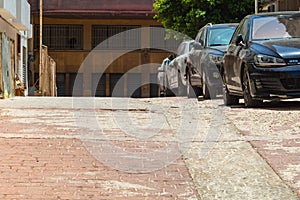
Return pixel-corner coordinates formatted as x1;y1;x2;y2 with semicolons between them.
222;11;300;107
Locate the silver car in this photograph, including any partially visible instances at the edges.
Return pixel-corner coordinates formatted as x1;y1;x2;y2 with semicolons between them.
157;56;173;96
164;40;196;96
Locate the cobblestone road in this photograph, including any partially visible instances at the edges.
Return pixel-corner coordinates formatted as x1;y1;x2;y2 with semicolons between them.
0;97;299;199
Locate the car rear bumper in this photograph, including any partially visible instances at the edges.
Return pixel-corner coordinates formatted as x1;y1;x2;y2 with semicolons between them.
249;64;300;99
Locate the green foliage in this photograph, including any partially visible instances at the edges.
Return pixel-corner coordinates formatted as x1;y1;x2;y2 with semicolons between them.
153;0;254;38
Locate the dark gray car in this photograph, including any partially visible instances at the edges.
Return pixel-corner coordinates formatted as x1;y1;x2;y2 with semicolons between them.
187;23;238;99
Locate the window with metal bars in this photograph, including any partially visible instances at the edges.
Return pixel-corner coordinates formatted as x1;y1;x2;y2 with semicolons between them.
92;25;141;49
34;24;83;50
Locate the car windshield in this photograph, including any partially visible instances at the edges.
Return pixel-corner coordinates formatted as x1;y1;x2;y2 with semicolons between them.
252;15;300;40
207;27;236;46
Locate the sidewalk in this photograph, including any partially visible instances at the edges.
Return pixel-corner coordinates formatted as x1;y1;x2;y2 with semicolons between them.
0;97;298;199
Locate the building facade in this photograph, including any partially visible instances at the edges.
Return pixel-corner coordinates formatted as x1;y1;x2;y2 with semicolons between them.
28;0;180;97
277;0;300;11
262;0;300;12
0;0;31;98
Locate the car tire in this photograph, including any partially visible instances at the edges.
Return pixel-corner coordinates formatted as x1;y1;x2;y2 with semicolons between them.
242;67;262;108
178;73;187;96
222;74;239;106
165;77;175;97
188;86;201;98
187;75;201;98
158;86;166;97
202;72;210;99
187;81;193;98
202;72;218;99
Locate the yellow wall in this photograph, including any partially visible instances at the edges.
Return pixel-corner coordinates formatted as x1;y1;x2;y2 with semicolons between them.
31;17;168;73
31;17;170;97
32;51;169;73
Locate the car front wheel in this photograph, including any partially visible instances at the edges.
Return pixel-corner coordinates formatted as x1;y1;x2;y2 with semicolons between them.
242;67;262;108
222;74;239;106
202;72;210;99
202;72;218;99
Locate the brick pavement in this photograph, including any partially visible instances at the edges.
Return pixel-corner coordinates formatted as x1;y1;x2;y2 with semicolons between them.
0;138;198;199
0;97;199;200
0;97;299;199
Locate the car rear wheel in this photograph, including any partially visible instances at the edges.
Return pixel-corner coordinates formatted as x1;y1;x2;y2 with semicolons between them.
178;73;187;96
242;68;262;108
158;86;166;97
222;74;239;106
187;75;201;98
165;77;175;97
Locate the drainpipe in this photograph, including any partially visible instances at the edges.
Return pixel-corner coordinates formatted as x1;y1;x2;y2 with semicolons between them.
255;0;258;13
39;0;43;95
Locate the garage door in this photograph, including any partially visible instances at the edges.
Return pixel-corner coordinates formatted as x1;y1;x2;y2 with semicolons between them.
150;73;159;97
110;73;124;97
56;73;66;96
69;73;83;96
127;73;141;98
92;73;106;97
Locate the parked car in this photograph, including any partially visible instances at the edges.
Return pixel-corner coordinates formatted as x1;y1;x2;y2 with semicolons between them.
222;11;300;107
161;40;195;96
187;23;238;99
157;54;175;96
165;53;189;96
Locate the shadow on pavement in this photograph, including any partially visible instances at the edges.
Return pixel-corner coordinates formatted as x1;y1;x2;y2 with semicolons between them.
222;99;300;111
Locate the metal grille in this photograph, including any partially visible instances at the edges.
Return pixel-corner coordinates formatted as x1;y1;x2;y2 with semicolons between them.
34;25;83;50
22;46;27;86
92;25;141;49
281;78;300;90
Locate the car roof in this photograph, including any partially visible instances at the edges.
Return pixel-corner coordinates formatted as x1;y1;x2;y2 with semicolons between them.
205;23;238;31
246;11;300;18
170;53;188;63
177;40;195;55
207;23;238;28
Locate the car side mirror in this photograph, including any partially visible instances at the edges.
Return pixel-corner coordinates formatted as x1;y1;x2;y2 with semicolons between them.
192;42;202;50
235;34;245;46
